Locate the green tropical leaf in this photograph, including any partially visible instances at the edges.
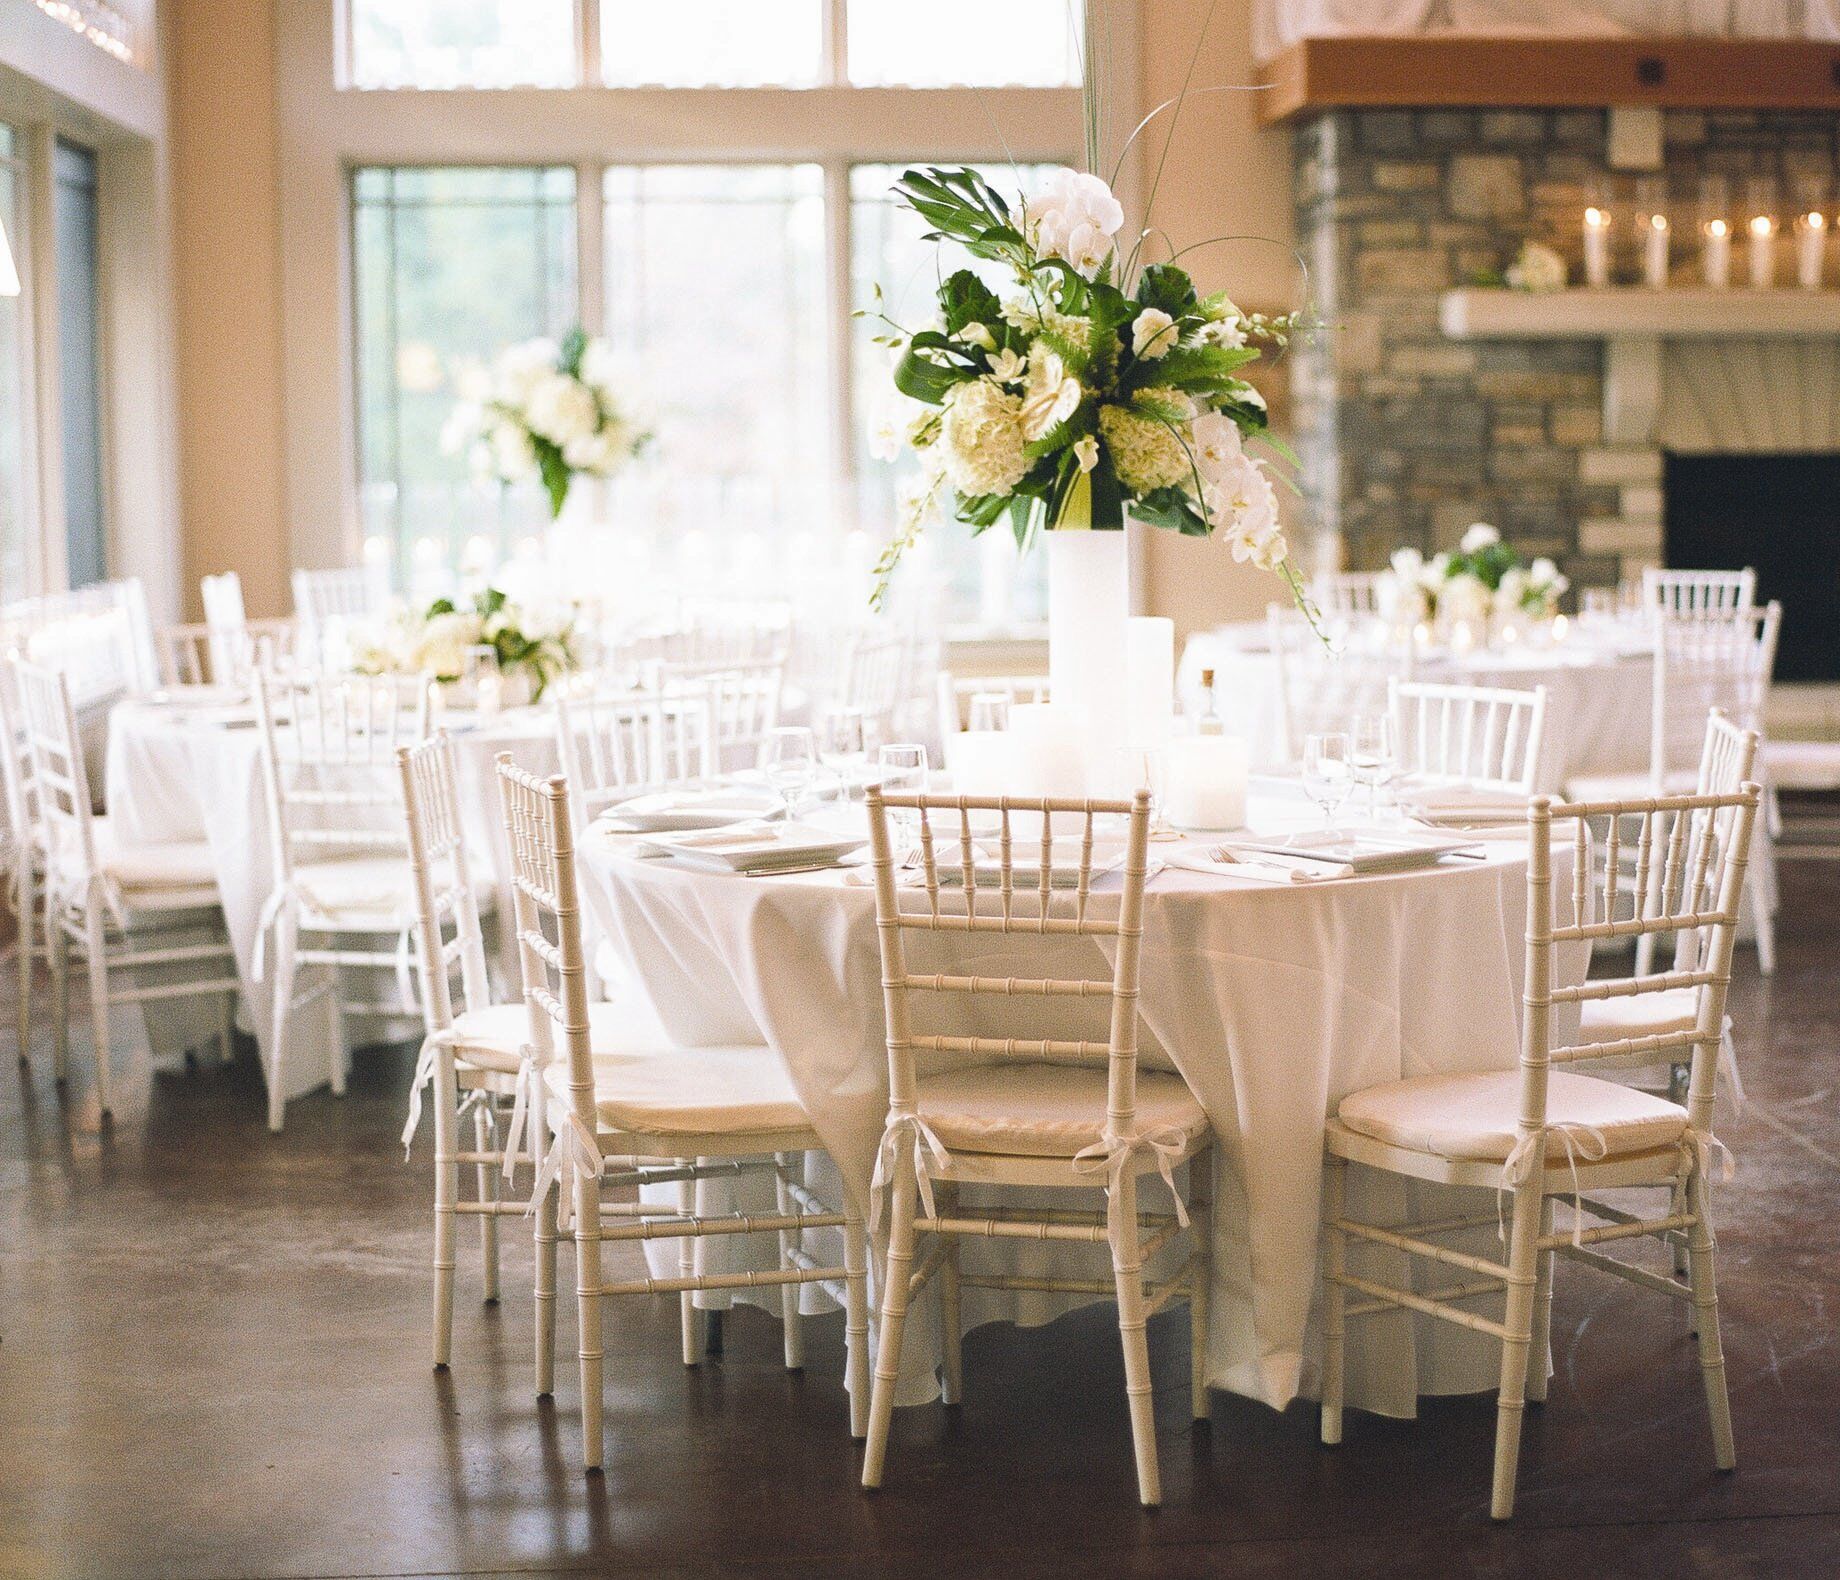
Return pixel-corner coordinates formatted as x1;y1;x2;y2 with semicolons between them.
940;270;1003;338
1132;487;1212;537
1135;263;1199;319
894;332;979;405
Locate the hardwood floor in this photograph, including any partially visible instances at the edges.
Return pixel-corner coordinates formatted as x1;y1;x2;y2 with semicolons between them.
2;861;1837;1579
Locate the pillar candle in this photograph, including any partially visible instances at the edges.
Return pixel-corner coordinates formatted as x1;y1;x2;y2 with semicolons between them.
1008;703;1087;800
947;730;1014;798
1642;214;1669;289
1583;207;1611;288
1703;220;1732;288
1797;212;1828;290
1748;215;1776;289
1166;735;1248;832
1125;616;1175;754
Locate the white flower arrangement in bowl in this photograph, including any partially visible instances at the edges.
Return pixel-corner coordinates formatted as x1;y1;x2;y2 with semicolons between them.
350;588;581;704
1381;524;1569;637
441;330;650;520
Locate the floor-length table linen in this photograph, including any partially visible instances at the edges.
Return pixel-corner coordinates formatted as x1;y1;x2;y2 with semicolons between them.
581;801;1585;1418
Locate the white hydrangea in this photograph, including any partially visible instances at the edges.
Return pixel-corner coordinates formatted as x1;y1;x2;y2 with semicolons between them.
489;422;538;482
1024;169;1125;279
492;338;559;409
1097;392;1194;494
939;378;1030;499
414;610;484;681
1442;570;1493;627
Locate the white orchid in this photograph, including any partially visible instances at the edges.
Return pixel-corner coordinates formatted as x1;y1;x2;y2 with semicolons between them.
1024;168;1125;280
987;346;1028;385
1190;412;1245;482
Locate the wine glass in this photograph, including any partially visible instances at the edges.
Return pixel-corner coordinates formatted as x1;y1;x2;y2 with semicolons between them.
1302;732;1354;830
966;692;1011;734
760;726;819;819
823;707;868;762
1350;713;1395;822
877;744;930;856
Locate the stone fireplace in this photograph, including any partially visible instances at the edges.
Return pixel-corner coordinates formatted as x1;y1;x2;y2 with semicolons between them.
1288;104;1840;593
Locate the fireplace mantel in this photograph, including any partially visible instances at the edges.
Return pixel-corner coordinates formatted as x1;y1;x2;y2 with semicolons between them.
1440;287;1840;340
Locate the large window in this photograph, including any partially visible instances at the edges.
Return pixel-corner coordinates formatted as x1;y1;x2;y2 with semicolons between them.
352;167;576;575
348;0;576;89
600;1;825;88
54;139;106;590
0;127;30;603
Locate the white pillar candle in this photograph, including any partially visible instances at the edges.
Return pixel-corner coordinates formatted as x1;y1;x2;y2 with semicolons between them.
1703;220;1732;288
947;730;1015;798
1166;735;1248;832
1748;214;1776;289
1642;214;1669;289
1583;207;1612;288
1008;703;1088;800
1797;212;1828;290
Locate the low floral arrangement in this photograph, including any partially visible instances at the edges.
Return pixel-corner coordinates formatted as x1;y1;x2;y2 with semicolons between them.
864;162;1311;616
441;329;650;519
349;588;581;702
1381;524;1570;628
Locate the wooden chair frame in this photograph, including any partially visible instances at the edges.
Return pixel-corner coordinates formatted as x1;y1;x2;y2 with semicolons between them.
1389;679;1549;796
13;659;238;1117
497;756;869;1469
859;787;1211;1507
1321;777;1762;1519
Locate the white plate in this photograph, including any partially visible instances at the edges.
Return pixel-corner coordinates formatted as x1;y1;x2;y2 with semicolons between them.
641;821;866;874
1220;827;1477;874
141;685;248;708
604;788;782;834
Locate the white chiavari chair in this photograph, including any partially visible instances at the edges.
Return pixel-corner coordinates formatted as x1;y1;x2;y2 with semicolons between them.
858;787;1212;1507
498;757;868;1467
156;623;223;688
934;672;1051;742
553;684;715;828
25;595;149;713
833;626;907;745
197;570;294;685
1268;604;1409;765
1389;679;1549;796
200;570;247;634
1311;571;1383;622
1321;775;1761;1520
1644;567;1755;618
252;669;433;1130
292;565;387;666
13;658;238;1117
0;664;47;1067
656;659;782;773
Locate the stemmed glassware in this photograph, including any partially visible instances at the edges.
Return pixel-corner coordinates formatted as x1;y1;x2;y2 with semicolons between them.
761;726;819;819
1302;731;1354;830
966;692;1011;734
1350;713;1395;823
876;743;930;856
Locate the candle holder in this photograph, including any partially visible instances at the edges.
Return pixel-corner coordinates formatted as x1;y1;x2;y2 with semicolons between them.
1582;183;1613;289
1636;177;1670;289
1700;175;1732;289
1745;175;1778;290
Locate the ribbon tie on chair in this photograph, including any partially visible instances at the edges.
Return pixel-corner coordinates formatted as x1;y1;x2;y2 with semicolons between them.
499;1050;543;1180
869;1111;953;1233
1072;1126;1193;1259
529;1108;605;1231
398;1028;451;1153
250;886;291;984
1499;1122;1609;1247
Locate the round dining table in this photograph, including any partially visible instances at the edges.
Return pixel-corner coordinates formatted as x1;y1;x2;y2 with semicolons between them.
580;790;1587;1418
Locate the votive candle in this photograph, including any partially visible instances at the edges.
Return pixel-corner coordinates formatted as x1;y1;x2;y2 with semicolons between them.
1642;213;1669;289
1166;734;1248;832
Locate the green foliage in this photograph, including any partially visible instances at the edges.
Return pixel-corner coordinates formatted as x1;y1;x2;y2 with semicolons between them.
1135;263;1198;320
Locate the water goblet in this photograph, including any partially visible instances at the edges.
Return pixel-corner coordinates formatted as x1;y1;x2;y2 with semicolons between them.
760;726;819;819
1350;713;1395;822
877;743;930;856
966;692;1011;734
1302;732;1354;830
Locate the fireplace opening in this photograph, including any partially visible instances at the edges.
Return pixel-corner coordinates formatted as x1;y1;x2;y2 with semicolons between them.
1663;453;1840;685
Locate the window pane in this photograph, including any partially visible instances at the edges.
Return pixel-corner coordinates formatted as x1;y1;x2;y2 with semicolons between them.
847;0;1081;87
351;167;577;576
602;165;829;582
0;134;29;601
851;162;1061;626
600;1;822;87
55;140;106;590
348;0;576;89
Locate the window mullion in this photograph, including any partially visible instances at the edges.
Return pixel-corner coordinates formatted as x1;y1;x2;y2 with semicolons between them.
824;0;848;87
577;0;602;88
823;159;853;533
577;164;605;337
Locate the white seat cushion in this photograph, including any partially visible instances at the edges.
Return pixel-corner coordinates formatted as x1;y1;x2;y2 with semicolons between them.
1338;1069;1688;1163
51;815;220;907
449;1000;675;1076
1562;769;1695;804
915;1062;1210;1160
1580;986;1699;1042
543;1043;807;1138
290;856;492;931
1763;738;1840;791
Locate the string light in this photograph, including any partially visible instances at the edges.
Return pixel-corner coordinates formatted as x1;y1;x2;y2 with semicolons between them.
31;0;136;65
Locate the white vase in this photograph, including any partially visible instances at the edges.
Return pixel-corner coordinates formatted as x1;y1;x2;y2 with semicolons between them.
1046;528;1135;796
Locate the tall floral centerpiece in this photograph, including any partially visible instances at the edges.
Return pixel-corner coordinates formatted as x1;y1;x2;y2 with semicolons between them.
442;329;650;520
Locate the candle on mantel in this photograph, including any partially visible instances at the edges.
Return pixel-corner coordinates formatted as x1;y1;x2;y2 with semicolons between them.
1703;219;1732;288
1642;213;1670;289
1748;213;1777;289
1583;206;1612;288
1796;211;1828;290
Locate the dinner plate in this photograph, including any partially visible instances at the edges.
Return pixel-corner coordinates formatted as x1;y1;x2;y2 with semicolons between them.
141;684;248;708
640;821;866;874
1219;827;1478;874
605;787;782;834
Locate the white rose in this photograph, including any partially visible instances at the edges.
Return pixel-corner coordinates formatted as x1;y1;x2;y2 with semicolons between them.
1024;168;1125;281
524;373;599;448
1131;309;1179;361
1460;522;1501;555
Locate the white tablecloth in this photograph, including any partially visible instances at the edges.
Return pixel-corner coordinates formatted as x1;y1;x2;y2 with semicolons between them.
1179;622;1654;790
581;795;1586;1417
104;699;561;1103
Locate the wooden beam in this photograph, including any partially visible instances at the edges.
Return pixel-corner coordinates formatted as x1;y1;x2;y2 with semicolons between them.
1256;36;1840;124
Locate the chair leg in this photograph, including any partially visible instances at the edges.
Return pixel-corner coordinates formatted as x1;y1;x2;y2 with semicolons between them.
82;908;113;1119
1320;1155;1347;1446
936;1180;962;1406
430;1063;459;1370
844;1198;870;1440
775;1152;805;1372
1687;1167;1737;1471
15;866;33;1067
574;1167;606;1471
1747;856;1776;977
474;1099;500;1305
1109;1170;1161;1507
1189;1178;1212;1424
47;914;69;1086
1527;1197;1556;1404
266;920;296;1134
326;963;347;1096
861;1134;918;1491
218;990;237;1064
1490;1184;1545;1521
534;1173;559;1396
678;1171;702;1366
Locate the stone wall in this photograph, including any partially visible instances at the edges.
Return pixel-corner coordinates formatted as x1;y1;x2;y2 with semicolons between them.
1290;107;1840;586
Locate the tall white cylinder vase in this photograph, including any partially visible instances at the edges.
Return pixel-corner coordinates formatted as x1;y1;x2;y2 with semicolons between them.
1046;527;1134;795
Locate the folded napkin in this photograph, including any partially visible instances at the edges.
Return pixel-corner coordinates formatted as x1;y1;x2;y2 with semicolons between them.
1162;847;1353;884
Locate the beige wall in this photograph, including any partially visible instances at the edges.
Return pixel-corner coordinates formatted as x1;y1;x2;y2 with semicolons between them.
169;0;288;618
1136;0;1299;637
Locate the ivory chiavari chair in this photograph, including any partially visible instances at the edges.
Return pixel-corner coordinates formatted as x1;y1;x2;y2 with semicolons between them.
292;564;387;666
0;664;47;1067
252;669;434;1130
1389;679;1549;797
1268;604;1408;766
13;658;238;1117
553;684;714;828
1310;571;1383;622
859;787;1212;1507
497;757;869;1467
934;672;1051;742
834;627;907;745
1644;567;1755;618
1321;774;1762;1519
656;658;781;773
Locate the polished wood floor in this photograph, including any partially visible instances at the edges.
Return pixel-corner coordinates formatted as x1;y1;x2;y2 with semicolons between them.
2;861;1837;1579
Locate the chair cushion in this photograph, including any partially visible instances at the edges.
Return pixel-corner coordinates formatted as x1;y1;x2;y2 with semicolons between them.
1763;738;1840;791
543;1043;808;1138
915;1062;1210;1160
51;815;220;905
291;856;493;931
1580;986;1700;1042
1562;769;1695;804
1338;1069;1688;1164
449;1000;675;1076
